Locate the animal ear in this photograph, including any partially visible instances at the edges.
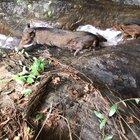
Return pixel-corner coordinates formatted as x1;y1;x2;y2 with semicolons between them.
29;29;35;37
23;23;31;32
27;23;30;28
30;29;35;34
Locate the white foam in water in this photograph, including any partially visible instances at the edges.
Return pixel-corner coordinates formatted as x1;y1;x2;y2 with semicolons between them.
77;24;123;46
0;34;20;49
30;20;53;28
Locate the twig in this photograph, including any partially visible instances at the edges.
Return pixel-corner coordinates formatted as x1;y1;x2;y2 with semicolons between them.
118;116;126;134
58;115;73;140
120;116;140;140
35;103;53;140
0;117;10;127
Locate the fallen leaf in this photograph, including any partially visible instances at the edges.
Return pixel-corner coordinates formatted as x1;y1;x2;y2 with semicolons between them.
52;77;61;85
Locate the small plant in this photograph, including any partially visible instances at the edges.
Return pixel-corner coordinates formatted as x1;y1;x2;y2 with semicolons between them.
109;98;140;117
94;111;112;139
16;0;22;4
94;98;140;139
13;57;46;84
35;113;44;121
109;104;118;117
13;74;27;84
94;111;107;130
22;88;32;96
104;135;113;140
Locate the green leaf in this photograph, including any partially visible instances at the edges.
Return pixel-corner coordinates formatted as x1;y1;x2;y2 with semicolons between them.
109;104;118;117
35;113;44;121
13;58;45;85
135;98;140;104
94;111;105;119
26;76;35;84
16;0;22;4
28;4;32;9
48;10;52;17
23;89;32;96
104;135;113;140
39;62;45;71
100;118;107;130
30;58;45;76
31;63;39;71
13;75;26;84
31;69;39;76
38;59;45;70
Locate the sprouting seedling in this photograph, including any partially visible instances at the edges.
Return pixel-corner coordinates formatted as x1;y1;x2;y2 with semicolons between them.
13;74;27;85
109;98;140;117
30;57;45;76
13;57;47;84
104;135;113;140
94;111;107;130
35;113;44;121
94;98;140;139
109;104;118;117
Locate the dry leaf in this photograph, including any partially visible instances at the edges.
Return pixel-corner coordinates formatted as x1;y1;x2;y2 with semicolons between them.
127;116;134;124
52;77;61;85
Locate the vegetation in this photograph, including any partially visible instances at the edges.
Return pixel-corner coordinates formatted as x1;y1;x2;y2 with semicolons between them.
0;0;140;139
94;97;140;140
13;57;46;85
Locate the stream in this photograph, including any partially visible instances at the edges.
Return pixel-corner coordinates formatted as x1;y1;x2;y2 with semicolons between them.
0;0;140;139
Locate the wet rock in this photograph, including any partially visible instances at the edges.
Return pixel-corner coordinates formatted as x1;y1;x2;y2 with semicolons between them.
0;0;140;33
0;21;21;37
48;38;140;97
112;0;140;6
72;40;140;96
0;34;20;49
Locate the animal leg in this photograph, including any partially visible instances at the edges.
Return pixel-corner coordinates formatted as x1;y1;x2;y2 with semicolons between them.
92;39;101;50
132;34;137;39
74;47;82;56
123;33;130;40
73;42;83;56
